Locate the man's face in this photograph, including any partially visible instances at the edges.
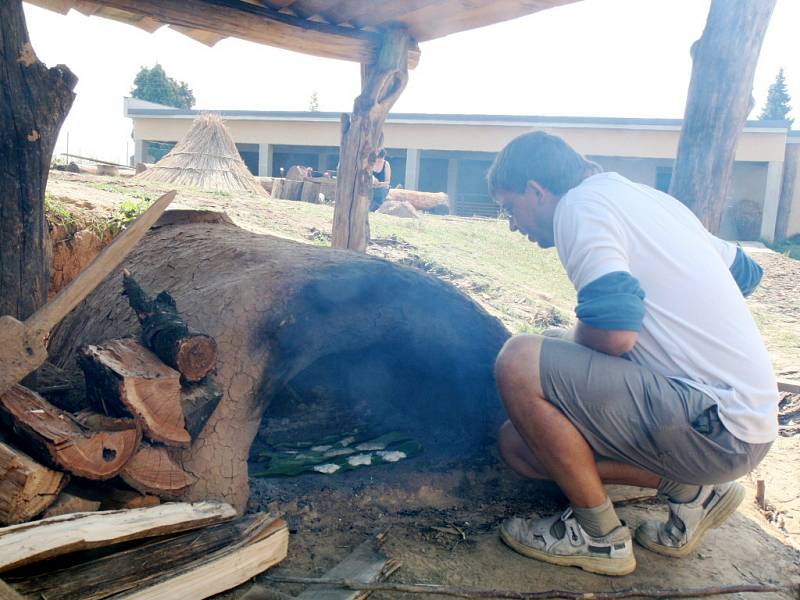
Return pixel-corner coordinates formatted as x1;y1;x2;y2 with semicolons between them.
496;182;557;248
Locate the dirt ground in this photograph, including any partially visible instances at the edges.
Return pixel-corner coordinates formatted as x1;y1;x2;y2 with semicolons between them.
45;171;800;599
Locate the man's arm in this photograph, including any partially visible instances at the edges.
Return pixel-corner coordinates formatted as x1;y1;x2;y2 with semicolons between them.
573;321;638;357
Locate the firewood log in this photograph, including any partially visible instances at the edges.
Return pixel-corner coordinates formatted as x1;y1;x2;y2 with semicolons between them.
0;440;66;524
120;443;196;499
122;272;217;382
180;379;223;439
0;385;139;480
42;491;101;519
0;501;237;573
5;513;287;600
78;339;191;447
100;488;161;511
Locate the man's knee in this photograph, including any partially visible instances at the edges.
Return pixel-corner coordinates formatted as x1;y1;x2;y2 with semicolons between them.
495;334;544;393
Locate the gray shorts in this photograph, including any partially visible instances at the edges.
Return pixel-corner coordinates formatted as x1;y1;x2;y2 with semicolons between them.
539;337;772;485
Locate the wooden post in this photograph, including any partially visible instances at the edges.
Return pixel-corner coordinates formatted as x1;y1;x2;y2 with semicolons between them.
668;0;775;234
332;28;412;252
775;143;799;241
0;1;77;320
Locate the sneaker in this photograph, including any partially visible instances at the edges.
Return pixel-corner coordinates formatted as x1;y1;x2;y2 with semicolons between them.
635;482;745;558
499;508;636;576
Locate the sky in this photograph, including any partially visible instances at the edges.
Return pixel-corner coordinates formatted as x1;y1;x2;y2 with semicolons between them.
22;0;800;165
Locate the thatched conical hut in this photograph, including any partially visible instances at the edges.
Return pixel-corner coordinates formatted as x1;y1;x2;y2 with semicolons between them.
134;113;266;195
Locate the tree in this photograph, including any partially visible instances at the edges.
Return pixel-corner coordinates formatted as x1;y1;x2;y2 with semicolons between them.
308;90;320;112
131;64;195;109
759;68;793;124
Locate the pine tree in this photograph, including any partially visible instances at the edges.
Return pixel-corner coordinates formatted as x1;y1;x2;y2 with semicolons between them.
131;64;195;109
759;68;793;125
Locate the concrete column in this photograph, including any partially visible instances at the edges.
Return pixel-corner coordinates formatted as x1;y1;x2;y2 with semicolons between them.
447;157;458;213
405;148;420;190
134;139;144;165
760;160;785;242
258;143;273;177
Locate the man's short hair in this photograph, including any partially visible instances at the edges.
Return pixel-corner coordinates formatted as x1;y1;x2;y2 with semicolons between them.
487;131;600;198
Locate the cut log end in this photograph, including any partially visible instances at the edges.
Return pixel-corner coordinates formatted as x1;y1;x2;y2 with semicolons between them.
121;443;196;499
79;339;190;447
173;334;218;382
0;441;67;524
0;385;140;480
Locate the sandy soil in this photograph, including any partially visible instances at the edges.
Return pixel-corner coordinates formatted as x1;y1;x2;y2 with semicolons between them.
45;171;800;599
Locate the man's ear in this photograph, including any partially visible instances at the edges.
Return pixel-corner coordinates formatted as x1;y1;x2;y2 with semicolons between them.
525;180;547;202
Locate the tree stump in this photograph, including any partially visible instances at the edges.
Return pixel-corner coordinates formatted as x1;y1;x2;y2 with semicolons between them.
48;214;509;512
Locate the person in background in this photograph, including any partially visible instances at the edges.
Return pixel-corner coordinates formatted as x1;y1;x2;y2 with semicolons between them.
488;131;776;576
370;149;391;211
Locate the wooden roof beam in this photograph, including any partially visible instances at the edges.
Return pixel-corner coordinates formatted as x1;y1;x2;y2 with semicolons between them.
90;0;419;67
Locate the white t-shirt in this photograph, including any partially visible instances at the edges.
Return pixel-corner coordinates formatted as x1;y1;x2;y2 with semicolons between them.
554;172;778;444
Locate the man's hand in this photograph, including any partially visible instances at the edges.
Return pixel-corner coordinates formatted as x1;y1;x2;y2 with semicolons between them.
573;320;637;357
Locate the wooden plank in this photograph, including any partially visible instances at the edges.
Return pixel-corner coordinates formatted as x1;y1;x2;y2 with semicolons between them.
296;533;397;600
117;518;288;600
321;0;579;41
88;0;379;64
0;501;236;573
7;514;285;600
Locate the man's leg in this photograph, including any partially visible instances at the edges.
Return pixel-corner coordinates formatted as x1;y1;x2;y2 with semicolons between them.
498;420;660;488
496;334;753;565
494;334;636;575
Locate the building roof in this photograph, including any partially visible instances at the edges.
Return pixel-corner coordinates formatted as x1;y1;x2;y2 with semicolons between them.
123;100;793;133
26;0;579;66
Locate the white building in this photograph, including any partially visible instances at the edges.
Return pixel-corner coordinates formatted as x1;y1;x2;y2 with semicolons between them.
126;97;800;241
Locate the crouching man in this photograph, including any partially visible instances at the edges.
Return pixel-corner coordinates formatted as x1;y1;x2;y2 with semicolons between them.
488;131;777;576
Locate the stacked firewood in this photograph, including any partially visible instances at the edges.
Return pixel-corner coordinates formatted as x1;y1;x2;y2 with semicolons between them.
0;272;220;525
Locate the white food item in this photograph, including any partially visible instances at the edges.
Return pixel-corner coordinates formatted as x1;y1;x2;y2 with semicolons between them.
355;442;386;451
313;463;341;474
311;445;332;452
347;454;373;466
377;451;406;462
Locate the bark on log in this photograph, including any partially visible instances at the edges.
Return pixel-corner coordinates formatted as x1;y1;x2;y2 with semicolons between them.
100;488;161;511
78;339;191;447
332;28;411;251
387;189;448;211
6;513;285;600
120;443;196;499
0;501;236;573
42;491;101;519
301;179;322;203
669;0;776;233
0;0;77;321
0;385;140;480
47;215;509;512
282;179;303;200
181;379;223;439
0;440;66;524
122;271;217;382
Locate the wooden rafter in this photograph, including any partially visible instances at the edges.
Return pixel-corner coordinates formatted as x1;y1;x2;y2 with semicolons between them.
59;0;420;66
